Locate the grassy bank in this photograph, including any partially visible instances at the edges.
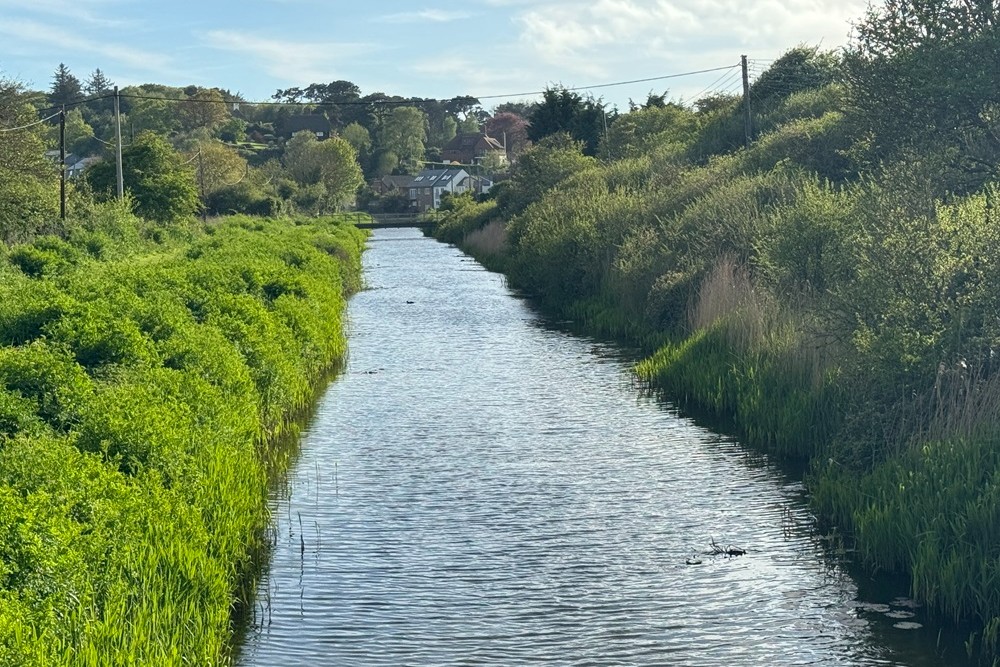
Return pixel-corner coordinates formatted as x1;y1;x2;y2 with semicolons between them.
428;45;1000;656
0;204;365;665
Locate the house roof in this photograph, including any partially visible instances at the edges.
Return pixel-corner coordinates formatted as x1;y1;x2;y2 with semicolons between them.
441;132;505;163
411;168;469;188
283;114;332;137
381;174;416;190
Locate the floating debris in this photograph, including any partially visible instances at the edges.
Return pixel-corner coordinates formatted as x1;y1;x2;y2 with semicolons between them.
686;557;703;565
856;602;891;613
893;621;923;630
707;538;746;557
891;597;923;609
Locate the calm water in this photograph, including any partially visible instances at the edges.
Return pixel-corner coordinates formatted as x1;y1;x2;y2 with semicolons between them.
237;228;962;666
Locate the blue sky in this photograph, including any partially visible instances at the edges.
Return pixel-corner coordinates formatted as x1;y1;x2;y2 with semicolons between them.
0;0;868;110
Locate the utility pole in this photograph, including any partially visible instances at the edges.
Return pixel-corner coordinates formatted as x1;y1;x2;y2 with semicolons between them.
197;150;207;222
59;108;66;220
741;55;752;149
113;86;124;200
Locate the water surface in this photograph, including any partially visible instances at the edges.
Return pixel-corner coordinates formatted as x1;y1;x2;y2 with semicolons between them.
238;228;960;666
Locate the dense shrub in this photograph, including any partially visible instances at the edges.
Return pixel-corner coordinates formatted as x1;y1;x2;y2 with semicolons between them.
0;215;365;664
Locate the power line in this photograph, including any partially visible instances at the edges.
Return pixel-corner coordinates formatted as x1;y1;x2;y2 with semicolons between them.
1;61;747;132
474;64;740;100
0;111;61;133
117;64;740;108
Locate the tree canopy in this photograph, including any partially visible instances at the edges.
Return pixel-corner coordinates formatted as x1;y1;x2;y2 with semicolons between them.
86;132;199;222
528;87;609;156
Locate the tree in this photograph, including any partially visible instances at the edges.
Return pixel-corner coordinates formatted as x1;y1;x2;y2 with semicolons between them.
0;77;58;242
341;122;372;154
750;46;838;108
49;63;83;107
192;141;248;196
121;87;180;136
179;88;230;133
845;0;1000;187
282;132;363;211
375;106;427;171
598;103;699;160
528;87;608;156
84;69;114;96
485;112;530;157
45;108;98;156
86;132;199;222
496;133;597;216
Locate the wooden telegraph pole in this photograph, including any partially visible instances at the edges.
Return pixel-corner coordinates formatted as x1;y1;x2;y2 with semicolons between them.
741;55;752;149
59;107;66;219
113;86;124;200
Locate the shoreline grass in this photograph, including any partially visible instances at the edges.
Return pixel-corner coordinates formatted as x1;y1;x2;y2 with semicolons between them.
0;207;366;665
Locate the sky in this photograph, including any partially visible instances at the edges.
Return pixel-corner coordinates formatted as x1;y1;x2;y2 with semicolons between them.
0;0;870;111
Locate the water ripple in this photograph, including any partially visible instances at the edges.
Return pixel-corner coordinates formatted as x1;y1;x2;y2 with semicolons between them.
238;229;950;667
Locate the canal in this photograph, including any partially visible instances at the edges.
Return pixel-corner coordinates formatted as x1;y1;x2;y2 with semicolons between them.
237;228;961;666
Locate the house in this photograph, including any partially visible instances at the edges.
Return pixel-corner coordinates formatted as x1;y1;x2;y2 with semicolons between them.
370;174;416;196
67;156;101;179
408;168;470;211
282;115;332;140
441;132;508;166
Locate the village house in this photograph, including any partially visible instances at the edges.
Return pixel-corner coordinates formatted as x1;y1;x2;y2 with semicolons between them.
441;132;508;166
408;168;470;211
67;156;102;179
282;114;332;140
369;174;416;196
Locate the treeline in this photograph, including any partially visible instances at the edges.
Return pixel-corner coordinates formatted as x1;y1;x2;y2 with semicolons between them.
431;1;1000;658
2;64;543;233
0;202;366;664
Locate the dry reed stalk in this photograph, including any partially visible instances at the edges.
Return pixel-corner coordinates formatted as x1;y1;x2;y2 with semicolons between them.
464;220;508;257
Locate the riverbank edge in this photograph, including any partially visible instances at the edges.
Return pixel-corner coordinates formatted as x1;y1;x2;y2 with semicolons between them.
432;221;999;659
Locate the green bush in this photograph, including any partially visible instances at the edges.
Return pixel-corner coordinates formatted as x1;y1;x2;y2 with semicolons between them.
0;215;365;663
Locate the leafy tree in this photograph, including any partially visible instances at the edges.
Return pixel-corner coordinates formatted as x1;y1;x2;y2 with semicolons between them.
486;111;530;157
121;88;180;136
528;87;608;156
49;63;82;107
750;46;838;108
494;100;538;118
192;141;248;195
496;133;597;216
179;88;230;133
341;122;372;155
845;0;1000;188
45;108;97;156
0;77;58;242
599;103;699;160
375;106;427;171
283;132;363;211
370;149;399;178
86;132;199;222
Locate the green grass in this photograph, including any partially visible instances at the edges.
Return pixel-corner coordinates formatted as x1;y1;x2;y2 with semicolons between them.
0;208;366;665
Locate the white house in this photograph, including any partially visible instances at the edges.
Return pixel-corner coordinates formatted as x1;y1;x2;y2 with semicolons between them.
408;168;470;211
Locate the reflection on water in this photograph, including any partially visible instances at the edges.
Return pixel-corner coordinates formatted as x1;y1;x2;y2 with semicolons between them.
237;228;963;666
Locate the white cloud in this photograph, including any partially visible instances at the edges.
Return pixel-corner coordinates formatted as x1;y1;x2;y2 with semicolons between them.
0;18;173;74
511;0;865;76
203;29;375;84
378;9;473;23
0;0;137;28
